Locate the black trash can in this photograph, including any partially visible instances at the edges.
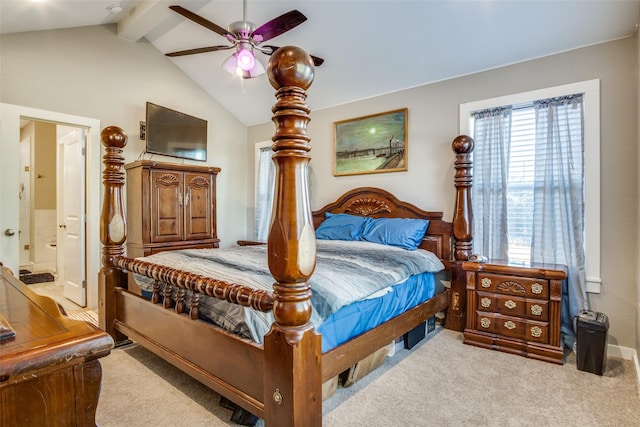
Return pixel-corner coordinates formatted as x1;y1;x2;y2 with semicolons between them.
575;310;609;375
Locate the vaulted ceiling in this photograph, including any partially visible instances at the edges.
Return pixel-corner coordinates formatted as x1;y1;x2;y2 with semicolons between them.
2;0;639;125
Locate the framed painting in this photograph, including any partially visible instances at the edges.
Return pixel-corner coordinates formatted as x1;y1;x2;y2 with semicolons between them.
333;108;408;176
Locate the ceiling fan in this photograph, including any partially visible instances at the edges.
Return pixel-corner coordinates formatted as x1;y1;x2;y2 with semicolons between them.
166;2;324;79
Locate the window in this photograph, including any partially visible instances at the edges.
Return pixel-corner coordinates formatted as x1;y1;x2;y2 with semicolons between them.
460;80;600;293
254;141;275;242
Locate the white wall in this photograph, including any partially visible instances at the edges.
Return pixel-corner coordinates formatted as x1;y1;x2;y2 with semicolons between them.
636;32;640;365
249;37;639;350
0;24;249;295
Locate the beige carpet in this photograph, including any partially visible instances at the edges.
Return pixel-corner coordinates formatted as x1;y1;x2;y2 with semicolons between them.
97;329;640;426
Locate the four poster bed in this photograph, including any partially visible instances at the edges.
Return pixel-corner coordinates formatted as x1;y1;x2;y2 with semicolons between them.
99;46;474;426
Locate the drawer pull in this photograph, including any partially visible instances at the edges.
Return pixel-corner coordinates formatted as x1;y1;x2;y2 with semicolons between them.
531;326;543;338
481;278;492;288
504;320;516;330
504;299;516;309
531;304;543;316
481;297;491;308
480;317;491;328
531;283;543;294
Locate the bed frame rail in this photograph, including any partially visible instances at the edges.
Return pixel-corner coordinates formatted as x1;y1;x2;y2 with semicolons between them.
112;256;274;315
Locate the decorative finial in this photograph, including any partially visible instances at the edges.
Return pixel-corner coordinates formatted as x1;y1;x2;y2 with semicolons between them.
267;46;314;90
452;135;474;154
101;126;128;148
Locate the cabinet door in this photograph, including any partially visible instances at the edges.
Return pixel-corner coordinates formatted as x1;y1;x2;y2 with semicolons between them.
183;172;213;240
150;170;183;243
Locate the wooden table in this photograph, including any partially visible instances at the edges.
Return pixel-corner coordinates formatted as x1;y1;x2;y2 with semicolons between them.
0;265;114;426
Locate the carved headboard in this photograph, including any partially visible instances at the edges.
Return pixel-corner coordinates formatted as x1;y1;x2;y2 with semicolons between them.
311;187;453;266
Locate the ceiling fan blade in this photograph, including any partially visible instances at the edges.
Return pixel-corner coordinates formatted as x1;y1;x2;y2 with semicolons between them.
169;5;230;38
310;55;325;66
252;10;307;42
262;45;325;66
165;45;232;57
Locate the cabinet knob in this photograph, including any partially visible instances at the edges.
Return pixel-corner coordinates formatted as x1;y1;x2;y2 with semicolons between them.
4;229;15;236
531;283;543;294
531;304;543;316
504;299;516;309
504;320;516;330
480;317;491;328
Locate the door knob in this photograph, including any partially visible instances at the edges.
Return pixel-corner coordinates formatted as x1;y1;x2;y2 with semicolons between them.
4;229;15;236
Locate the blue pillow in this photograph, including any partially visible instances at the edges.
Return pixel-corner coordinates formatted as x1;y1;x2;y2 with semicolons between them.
315;213;370;241
361;217;429;250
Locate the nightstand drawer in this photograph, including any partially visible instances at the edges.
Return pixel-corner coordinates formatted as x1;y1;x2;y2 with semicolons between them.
526;300;549;322
476;292;550;321
477;292;524;316
475;313;550;344
477;272;549;299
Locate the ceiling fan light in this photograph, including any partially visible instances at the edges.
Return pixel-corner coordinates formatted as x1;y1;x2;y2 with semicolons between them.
222;53;240;74
236;48;255;71
245;57;265;78
222;50;265;79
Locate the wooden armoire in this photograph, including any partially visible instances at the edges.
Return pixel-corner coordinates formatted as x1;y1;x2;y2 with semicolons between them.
125;160;221;258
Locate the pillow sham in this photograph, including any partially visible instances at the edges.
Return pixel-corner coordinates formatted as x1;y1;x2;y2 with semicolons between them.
361;217;429;250
315;212;370;241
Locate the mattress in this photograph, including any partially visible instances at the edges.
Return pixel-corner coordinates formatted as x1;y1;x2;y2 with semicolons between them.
133;240;444;352
317;272;436;352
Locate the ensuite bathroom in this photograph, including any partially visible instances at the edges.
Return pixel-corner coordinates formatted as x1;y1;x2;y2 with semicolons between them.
19;120;58;281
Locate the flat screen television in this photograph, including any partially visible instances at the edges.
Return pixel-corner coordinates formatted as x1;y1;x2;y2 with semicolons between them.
145;102;207;162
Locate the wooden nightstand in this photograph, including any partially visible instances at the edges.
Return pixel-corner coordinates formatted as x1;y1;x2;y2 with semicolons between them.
462;260;566;364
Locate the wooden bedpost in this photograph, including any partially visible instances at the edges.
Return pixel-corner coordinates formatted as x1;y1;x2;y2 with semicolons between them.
263;46;322;427
446;135;474;332
98;126;128;342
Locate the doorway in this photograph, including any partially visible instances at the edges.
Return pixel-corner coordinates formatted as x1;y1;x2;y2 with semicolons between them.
17;120;87;307
0;103;101;309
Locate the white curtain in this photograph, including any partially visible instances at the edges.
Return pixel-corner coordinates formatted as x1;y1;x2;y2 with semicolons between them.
532;95;588;348
255;146;275;241
471;107;512;260
472;95;588;349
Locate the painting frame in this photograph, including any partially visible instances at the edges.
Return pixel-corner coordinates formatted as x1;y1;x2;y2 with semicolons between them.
333;108;408;176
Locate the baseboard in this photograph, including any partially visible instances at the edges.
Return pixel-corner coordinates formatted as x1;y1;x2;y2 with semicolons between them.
19;262;34;271
31;262;56;273
608;344;640;398
608;343;635;360
634;351;640;398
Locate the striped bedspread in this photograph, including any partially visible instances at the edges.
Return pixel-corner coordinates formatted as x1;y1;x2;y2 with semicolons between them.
132;240;444;343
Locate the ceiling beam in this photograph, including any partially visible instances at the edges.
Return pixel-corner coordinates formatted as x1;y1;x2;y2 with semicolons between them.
117;0;210;43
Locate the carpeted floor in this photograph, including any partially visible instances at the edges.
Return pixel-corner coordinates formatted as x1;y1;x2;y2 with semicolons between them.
96;329;640;426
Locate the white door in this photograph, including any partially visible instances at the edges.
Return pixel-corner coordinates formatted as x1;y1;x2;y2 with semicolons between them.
58;129;86;307
0;106;22;276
